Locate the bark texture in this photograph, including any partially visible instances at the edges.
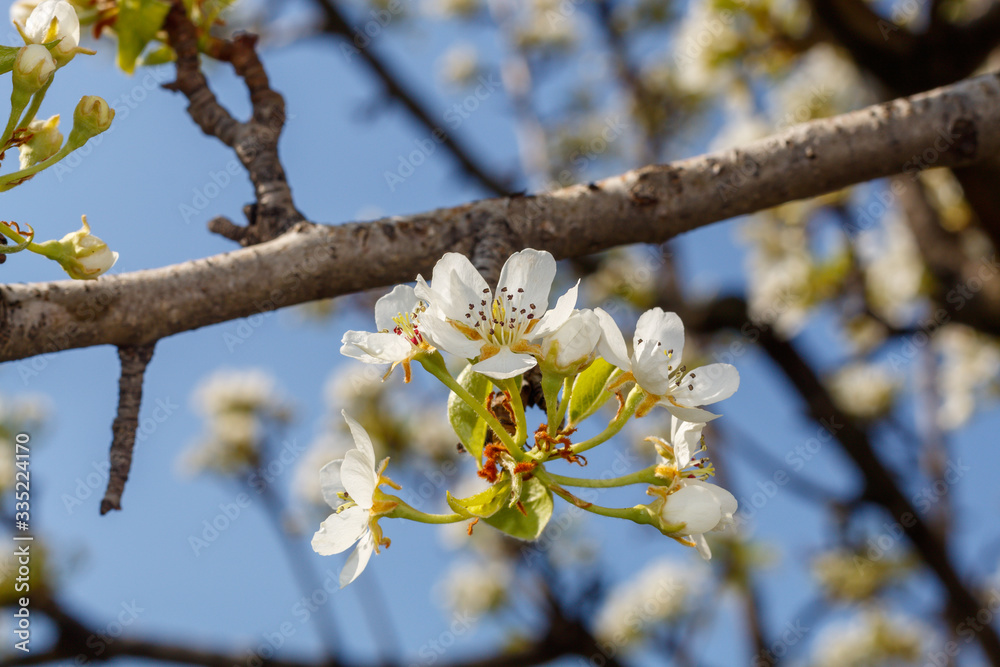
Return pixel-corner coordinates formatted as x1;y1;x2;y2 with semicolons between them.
2;72;1000;362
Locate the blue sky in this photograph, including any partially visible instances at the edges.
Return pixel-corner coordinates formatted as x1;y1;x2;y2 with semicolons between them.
2;3;1000;666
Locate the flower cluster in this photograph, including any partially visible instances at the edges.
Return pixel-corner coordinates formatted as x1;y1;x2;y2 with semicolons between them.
312;248;740;586
0;1;118;279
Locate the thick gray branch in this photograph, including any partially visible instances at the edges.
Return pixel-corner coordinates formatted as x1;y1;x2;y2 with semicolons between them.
2;73;1000;362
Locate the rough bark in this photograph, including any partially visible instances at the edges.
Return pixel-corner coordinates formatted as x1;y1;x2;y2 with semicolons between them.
3;73;1000;362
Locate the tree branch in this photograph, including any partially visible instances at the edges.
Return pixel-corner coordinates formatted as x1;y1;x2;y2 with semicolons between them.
313;0;515;197
100;342;156;514
3;73;1000;362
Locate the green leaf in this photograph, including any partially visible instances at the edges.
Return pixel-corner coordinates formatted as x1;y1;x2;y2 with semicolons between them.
0;45;20;75
445;478;511;519
137;43;175;67
116;0;171;75
447;363;492;465
568;358;617;426
484;477;553;540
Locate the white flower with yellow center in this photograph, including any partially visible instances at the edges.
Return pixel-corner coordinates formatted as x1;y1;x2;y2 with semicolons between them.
415;249;575;380
19;0;81;66
341;285;433;382
311;412;399;588
597;307;740;420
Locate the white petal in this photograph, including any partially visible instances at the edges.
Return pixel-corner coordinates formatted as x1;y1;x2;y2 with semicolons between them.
672;364;740;407
660;483;722;534
311;505;368;555
634;308;685;367
25;0;79;48
341;410;376;466
497;249;556;313
472;348;537;379
373;285;419;331
339;533;376;588
431;253;490;316
593;308;630;370
319;459;346;509
341;331;412;364
532;282;579;339
691;534;713;560
418;312;485;358
663;402;722;423
341;450;378;509
670;418;704;468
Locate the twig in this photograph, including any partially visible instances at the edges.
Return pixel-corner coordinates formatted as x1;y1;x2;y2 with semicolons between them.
100;343;156;515
313;0;515;197
162;1;304;245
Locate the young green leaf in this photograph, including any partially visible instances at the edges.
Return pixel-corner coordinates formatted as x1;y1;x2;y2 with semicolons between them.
445;477;511;519
116;0;171;75
447;363;492;465
484;477;553;540
568;358;617;426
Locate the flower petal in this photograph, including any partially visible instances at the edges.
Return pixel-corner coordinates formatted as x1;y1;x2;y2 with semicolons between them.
691;534;713;560
670;418;704;468
341;410;376;466
593;308;630;370
672;363;740;407
339;532;376;588
373;284;419;331
417;311;485;358
341;331;413;364
632;309;685;396
663;402;722;423
497;249;556;313
660;483;722;535
472;347;537;379
311;505;368;555
319;459;346;509
341;450;378;509
532;281;579;339
430;252;490;316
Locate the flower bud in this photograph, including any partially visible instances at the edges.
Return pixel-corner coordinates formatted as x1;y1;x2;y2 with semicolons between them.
18;114;62;170
659;479;737;535
538;309;602;375
21;0;80;66
12;44;55;94
51;216;118;280
67;95;113;148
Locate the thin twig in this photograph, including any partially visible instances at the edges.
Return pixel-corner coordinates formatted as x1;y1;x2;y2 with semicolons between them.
100;343;156;515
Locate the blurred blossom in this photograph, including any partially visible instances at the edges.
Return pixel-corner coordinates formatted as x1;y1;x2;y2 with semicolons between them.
0;393;50;493
438;558;513;617
935;325;1000;430
827;362;899;420
809;608;933;667
919;169;974;232
859;216;927;326
773;44;870;122
594;558;704;648
743;215;814;336
182;369;291;475
293;432;353;508
812;549;912;602
513;0;577;52
438;43;481;87
325;364;384;409
424;0;483;18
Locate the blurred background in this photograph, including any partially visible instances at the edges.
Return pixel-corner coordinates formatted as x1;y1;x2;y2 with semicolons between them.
2;0;1000;665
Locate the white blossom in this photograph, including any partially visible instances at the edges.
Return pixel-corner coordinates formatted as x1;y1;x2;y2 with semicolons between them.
438;559;513;617
597;307;740;420
311;412;398;588
21;0;80;64
828;362;899;420
341;284;433;382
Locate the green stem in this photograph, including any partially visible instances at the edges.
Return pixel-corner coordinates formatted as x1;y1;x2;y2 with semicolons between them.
567;385;643;456
543;466;662;489
499;376;527;449
540;372;563;438
536;470;656;525
0;223;45;255
418;355;523;459
0;141;74;192
385;497;465;524
553;376;572;434
15;79;52;134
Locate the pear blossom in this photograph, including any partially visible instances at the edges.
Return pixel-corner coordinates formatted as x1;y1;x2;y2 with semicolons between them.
311;411;399;588
20;0;80;66
596;307;740;420
534;306;603;375
415;249;575;380
341;285;434;382
657;479;737;560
